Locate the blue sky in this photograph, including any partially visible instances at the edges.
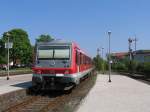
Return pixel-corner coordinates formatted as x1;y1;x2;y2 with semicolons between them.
0;0;150;57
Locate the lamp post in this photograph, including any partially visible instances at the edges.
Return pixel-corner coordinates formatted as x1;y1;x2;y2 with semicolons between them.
5;32;11;80
97;48;100;56
108;31;111;82
101;47;104;74
134;38;137;51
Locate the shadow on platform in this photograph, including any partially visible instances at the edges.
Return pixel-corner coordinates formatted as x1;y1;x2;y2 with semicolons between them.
11;81;32;88
10;81;65;97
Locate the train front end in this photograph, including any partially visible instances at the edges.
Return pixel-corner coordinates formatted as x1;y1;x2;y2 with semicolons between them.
32;41;76;91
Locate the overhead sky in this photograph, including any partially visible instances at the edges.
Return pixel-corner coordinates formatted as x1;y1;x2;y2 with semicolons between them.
0;0;150;57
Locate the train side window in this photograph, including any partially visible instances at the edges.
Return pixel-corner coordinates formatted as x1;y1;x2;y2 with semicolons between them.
84;56;85;64
79;53;81;65
88;57;89;64
76;50;80;65
82;54;83;64
86;56;88;64
76;50;78;64
80;53;82;65
82;55;84;64
84;55;86;64
83;55;85;64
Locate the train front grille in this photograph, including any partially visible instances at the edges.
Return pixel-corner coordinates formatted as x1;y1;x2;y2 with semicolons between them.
43;76;66;89
43;76;63;84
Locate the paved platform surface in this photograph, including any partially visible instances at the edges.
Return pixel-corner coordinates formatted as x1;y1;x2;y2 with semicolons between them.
0;74;32;95
77;74;150;112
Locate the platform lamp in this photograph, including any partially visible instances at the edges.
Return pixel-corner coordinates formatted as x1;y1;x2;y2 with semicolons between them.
5;32;12;80
108;31;111;82
101;47;104;74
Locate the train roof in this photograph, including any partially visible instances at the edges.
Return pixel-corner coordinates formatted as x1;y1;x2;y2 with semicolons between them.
36;39;91;58
36;39;73;45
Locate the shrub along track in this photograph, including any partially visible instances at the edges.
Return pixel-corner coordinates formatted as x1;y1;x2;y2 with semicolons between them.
4;71;97;112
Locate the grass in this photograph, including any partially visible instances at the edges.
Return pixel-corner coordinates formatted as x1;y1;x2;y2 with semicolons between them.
0;67;32;76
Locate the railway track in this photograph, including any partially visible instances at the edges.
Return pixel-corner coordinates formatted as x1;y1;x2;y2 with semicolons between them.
4;71;97;112
118;72;150;85
4;89;71;112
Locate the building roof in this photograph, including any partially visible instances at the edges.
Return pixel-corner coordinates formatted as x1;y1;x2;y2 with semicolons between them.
112;52;128;56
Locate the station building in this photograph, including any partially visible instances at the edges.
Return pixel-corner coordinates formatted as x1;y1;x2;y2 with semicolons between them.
133;50;150;63
111;50;150;63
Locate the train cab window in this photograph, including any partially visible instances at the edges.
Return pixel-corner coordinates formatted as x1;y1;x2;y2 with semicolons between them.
38;46;53;59
54;49;70;59
38;46;70;60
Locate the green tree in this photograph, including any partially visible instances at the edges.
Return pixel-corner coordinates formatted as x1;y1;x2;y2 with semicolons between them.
2;29;32;66
36;34;54;42
0;39;6;64
93;55;103;71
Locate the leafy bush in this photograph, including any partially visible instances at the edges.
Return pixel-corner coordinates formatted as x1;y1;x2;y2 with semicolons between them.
112;62;127;71
93;56;108;72
112;59;139;72
136;62;144;72
143;62;150;76
112;57;150;77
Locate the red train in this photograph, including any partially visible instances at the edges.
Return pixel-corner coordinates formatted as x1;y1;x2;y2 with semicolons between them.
32;40;94;91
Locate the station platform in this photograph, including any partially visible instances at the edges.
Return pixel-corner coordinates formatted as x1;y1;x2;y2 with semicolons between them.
77;74;150;112
0;74;32;95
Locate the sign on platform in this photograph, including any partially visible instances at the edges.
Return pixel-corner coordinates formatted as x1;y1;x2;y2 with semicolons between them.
5;42;13;48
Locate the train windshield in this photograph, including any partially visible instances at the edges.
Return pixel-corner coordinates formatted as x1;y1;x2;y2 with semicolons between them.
38;46;70;60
